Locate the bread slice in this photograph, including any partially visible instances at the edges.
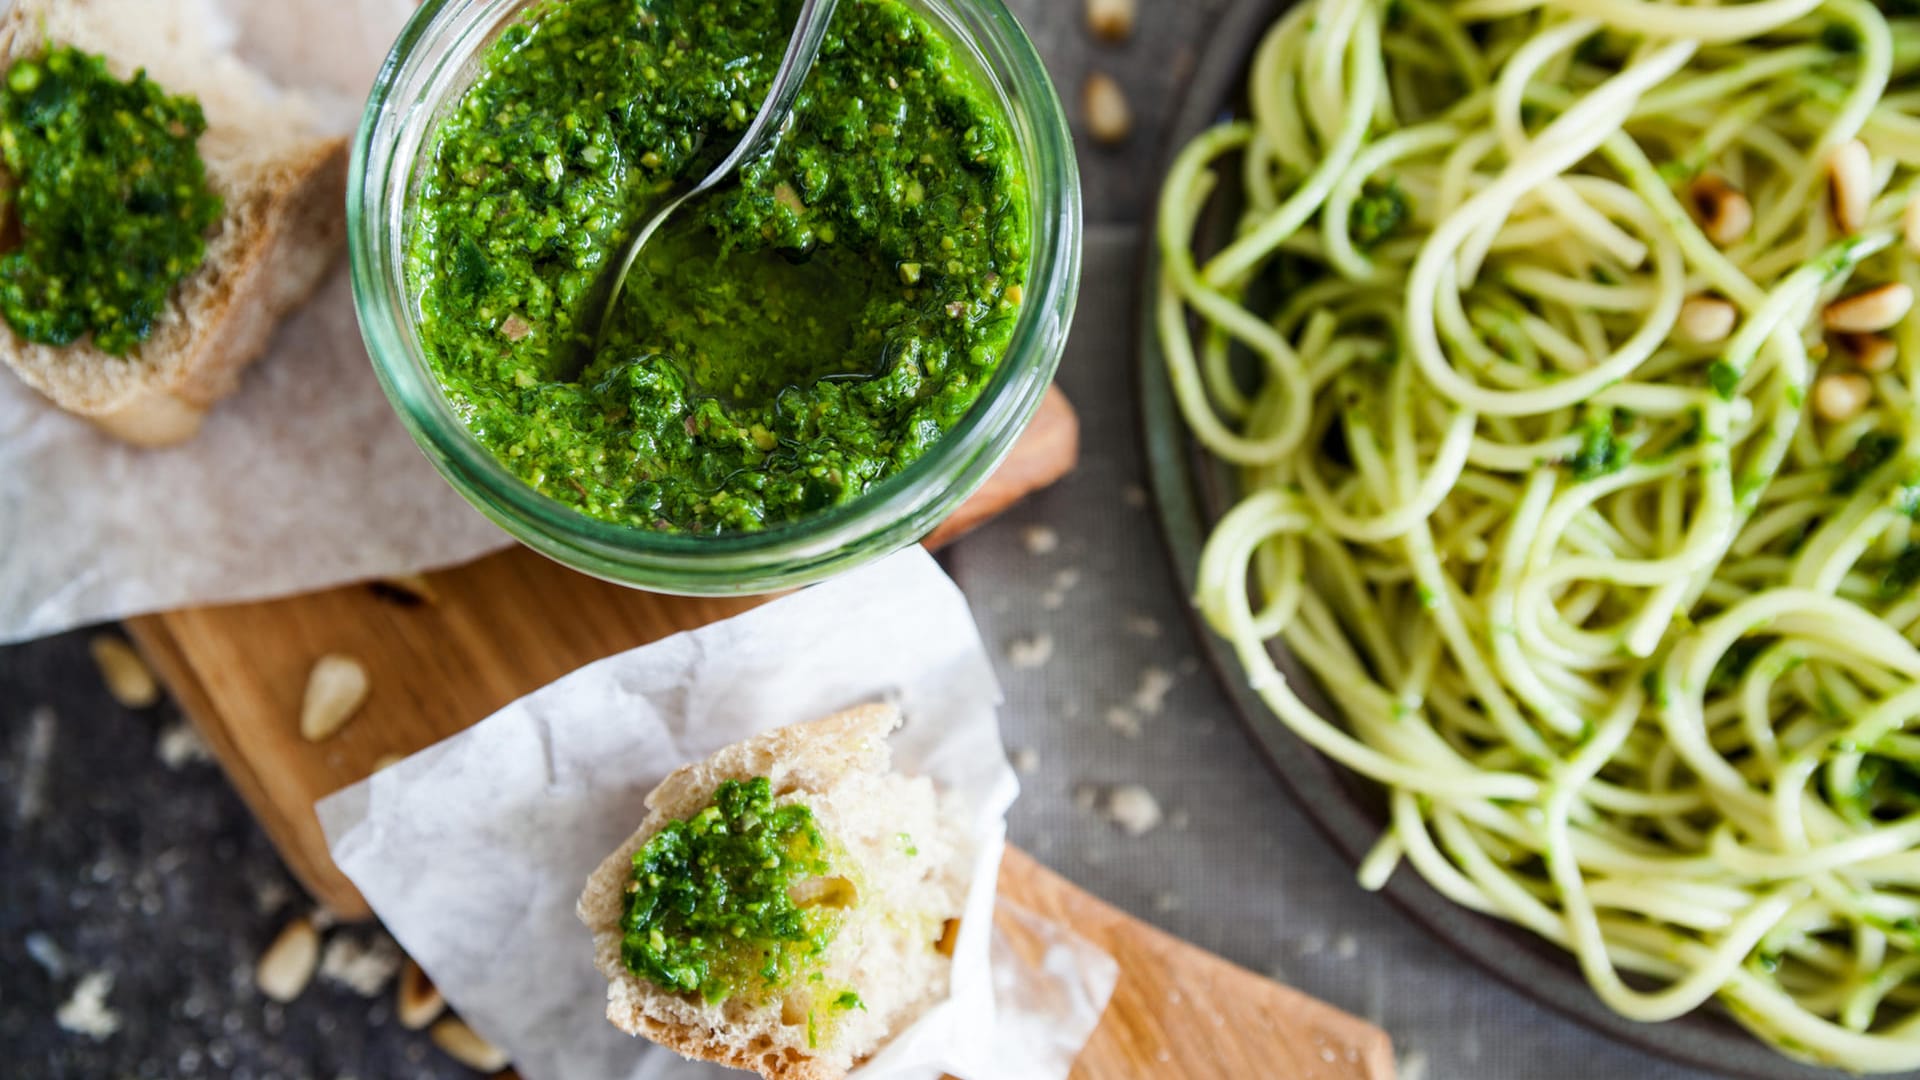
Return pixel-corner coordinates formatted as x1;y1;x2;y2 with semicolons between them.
579;705;966;1080
0;0;348;446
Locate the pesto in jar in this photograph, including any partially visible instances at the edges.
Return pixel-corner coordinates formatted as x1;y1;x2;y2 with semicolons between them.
408;0;1031;533
0;46;222;355
622;777;842;1003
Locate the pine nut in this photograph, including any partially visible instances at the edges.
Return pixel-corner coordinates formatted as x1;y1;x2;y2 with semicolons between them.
1086;0;1135;42
431;1017;511;1072
89;636;159;709
1688;175;1752;247
300;654;370;742
1813;372;1874;423
1824;283;1914;334
1083;72;1131;145
372;752;405;773
256;917;320;1004
1829;139;1873;235
1677;295;1737;344
397;958;445;1031
1839;332;1898;374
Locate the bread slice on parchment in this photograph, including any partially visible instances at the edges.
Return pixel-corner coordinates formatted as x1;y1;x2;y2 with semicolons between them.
579;704;967;1080
0;0;348;446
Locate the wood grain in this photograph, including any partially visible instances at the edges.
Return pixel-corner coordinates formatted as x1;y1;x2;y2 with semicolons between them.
995;848;1396;1080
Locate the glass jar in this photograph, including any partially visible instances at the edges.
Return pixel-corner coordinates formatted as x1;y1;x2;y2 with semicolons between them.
349;0;1081;594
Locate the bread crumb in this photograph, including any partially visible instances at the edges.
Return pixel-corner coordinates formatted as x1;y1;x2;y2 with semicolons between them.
1021;525;1059;555
319;932;402;997
1153;891;1182;913
1335;934;1358;959
1007;633;1055;670
1041;567;1083;610
1131;666;1175;715
56;972;120;1040
1104;706;1141;739
1009;747;1040;774
1106;785;1163;836
1399;1051;1429;1080
156;720;213;769
1072;784;1100;813
1125;614;1162;638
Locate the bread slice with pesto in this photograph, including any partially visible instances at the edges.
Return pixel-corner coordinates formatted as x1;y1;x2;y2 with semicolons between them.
578;704;966;1080
0;0;348;446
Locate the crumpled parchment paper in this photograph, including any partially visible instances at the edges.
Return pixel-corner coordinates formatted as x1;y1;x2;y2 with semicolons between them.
0;0;510;644
316;547;1117;1080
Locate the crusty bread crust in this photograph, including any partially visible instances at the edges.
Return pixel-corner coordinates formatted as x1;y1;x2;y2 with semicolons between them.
0;0;348;446
580;705;963;1080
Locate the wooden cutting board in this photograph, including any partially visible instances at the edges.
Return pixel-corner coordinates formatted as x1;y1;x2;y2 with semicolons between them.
124;385;1395;1078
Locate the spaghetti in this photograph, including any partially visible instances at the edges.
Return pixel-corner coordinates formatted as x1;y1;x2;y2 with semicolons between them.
1159;0;1920;1068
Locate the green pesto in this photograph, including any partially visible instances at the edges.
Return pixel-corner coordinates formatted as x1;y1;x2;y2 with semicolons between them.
0;46;221;355
1347;179;1408;249
1833;429;1901;494
622;777;840;1003
409;0;1030;533
1563;408;1630;482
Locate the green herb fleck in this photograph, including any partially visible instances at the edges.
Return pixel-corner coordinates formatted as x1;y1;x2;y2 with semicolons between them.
833;990;865;1011
1708;361;1742;400
1564;409;1631;481
1349;179;1410;249
1834;431;1901;495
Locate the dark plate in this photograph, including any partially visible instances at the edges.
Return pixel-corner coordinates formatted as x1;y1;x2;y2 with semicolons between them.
1135;3;1884;1077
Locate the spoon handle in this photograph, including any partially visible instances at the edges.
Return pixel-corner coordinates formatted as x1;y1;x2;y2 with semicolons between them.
698;0;842;189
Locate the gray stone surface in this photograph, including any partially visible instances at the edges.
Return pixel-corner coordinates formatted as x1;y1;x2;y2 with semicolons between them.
2;3;1736;1078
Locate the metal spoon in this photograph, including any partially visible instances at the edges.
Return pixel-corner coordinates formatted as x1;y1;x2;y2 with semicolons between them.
576;0;841;376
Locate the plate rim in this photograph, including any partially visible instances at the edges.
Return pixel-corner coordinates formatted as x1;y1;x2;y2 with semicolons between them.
1130;3;1882;1076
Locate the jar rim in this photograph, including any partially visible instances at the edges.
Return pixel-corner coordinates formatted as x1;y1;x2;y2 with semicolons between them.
348;0;1082;592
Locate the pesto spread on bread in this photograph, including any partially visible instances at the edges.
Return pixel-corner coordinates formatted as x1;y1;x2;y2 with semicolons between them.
0;46;221;355
621;776;847;1004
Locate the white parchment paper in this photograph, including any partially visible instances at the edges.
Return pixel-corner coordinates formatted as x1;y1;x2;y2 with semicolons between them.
0;0;511;643
316;548;1116;1080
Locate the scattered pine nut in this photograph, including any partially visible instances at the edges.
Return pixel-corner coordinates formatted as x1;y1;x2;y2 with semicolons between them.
255;917;321;1004
372;752;406;773
1839;332;1898;374
1687;174;1752;247
300;655;371;742
1829;139;1873;235
1813;372;1874;423
1086;0;1135;42
89;636;159;709
1083;72;1132;145
397;958;445;1031
1823;283;1914;334
431;1016;511;1072
1677;295;1737;344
